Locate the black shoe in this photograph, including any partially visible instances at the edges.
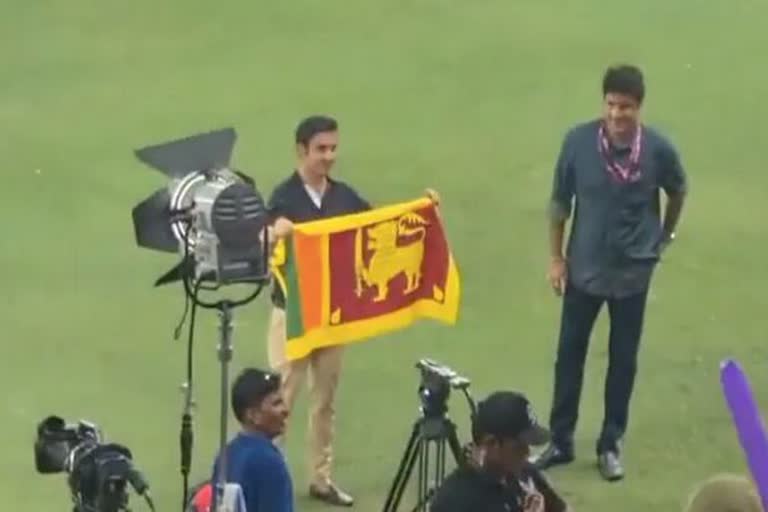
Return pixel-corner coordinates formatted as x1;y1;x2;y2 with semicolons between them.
597;451;624;482
529;444;574;470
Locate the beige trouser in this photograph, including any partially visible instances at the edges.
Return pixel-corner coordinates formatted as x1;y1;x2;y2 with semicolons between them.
267;307;344;489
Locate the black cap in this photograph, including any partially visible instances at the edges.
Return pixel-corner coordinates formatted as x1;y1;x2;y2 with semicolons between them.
231;368;281;423
472;391;550;446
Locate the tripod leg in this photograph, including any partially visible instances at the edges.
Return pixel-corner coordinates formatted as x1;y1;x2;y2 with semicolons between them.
446;422;465;468
441;440;448;482
419;440;429;512
435;439;446;489
408;438;445;512
383;421;423;512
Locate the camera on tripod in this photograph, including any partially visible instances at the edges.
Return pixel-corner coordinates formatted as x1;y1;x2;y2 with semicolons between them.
383;359;476;512
416;358;473;419
34;416;154;512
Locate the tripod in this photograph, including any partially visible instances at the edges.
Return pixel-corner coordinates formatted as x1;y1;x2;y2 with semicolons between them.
382;413;465;512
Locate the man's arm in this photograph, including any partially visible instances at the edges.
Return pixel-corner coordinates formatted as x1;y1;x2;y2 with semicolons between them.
264;184;295;245
348;185;372;212
547;131;575;295
527;466;568;512
548;219;567;295
549;219;567;261
662;192;685;238
658;140;689;248
267;185;288;222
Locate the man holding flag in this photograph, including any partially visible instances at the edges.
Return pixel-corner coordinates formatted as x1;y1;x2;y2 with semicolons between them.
266;114;442;507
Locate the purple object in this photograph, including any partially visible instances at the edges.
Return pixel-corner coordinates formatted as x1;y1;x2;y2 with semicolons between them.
720;359;768;512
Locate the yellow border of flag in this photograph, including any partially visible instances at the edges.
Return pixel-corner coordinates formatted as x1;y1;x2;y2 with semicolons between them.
272;197;461;361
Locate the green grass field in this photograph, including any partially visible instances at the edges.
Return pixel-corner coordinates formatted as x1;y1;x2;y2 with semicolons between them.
3;1;768;511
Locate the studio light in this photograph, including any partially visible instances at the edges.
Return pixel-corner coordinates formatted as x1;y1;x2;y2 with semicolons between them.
130;127;274;512
131;127;270;287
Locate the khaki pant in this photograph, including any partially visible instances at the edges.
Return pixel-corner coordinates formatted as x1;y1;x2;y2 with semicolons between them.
267;307;344;489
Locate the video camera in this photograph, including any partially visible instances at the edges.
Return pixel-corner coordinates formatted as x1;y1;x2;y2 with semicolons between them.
34;416;154;512
416;359;474;419
382;360;476;512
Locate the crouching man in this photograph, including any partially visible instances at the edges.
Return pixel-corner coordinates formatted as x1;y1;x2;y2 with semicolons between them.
431;391;570;512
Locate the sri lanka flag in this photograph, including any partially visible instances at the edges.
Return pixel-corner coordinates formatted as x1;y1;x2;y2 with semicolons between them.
271;197;461;361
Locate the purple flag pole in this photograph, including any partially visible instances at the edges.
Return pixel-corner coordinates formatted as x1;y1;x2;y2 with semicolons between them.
720;358;768;512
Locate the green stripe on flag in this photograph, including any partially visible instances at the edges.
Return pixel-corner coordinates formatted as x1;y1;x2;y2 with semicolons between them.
284;237;304;339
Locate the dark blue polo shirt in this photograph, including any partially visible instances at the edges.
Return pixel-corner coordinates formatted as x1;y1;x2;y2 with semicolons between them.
549;119;688;298
267;170;371;307
211;431;293;512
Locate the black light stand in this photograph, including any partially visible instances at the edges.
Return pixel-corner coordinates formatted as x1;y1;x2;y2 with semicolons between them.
180;281;265;512
177;221;270;512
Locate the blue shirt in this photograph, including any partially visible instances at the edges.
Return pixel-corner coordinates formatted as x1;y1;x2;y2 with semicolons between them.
211;431;293;512
549;119;688;298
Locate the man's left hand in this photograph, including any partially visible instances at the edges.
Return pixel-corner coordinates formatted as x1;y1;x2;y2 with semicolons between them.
659;231;675;253
425;188;441;205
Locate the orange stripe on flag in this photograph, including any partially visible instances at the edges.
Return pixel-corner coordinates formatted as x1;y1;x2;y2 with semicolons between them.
294;232;324;330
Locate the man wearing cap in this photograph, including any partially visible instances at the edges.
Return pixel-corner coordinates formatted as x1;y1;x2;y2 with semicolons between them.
430;391;569;512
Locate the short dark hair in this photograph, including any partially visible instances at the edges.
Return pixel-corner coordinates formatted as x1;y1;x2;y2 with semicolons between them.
471;391;550;446
295;115;338;146
231;368;281;423
602;64;645;104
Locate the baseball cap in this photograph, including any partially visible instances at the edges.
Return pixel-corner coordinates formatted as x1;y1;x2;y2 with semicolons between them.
231;368;281;423
472;391;550;446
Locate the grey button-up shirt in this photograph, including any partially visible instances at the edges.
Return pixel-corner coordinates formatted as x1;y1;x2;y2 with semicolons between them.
550;119;688;298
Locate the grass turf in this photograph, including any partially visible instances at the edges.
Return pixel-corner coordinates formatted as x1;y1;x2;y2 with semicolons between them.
2;1;767;510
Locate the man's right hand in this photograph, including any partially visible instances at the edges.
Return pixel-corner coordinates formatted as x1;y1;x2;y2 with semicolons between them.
520;479;546;512
425;188;441;205
273;217;294;239
523;494;545;512
548;257;567;296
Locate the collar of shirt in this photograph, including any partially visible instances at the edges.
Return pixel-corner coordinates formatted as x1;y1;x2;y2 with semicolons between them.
237;429;275;447
291;169;332;190
304;183;325;208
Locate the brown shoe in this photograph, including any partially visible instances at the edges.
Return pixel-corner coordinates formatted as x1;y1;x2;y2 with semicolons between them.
309;483;354;507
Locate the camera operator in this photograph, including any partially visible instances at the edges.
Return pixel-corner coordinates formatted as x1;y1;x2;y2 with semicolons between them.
204;367;292;512
430;391;570;512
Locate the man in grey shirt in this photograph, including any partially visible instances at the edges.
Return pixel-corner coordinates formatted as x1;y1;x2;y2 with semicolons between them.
531;65;688;481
